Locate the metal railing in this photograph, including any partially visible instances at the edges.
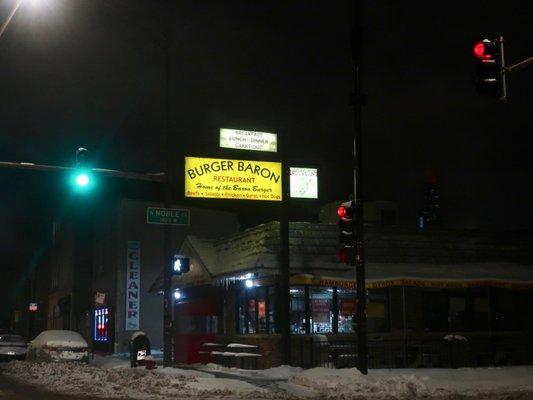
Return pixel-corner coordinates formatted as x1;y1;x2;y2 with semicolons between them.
299;333;533;369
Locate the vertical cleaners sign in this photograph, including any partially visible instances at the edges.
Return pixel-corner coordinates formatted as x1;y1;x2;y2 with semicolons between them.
185;156;282;201
125;241;141;331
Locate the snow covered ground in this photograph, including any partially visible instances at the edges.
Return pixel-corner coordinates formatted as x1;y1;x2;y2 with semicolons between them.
2;357;533;400
1;360;271;399
287;366;533;399
195;363;303;380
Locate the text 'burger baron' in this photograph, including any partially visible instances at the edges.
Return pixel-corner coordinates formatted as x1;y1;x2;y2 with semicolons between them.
187;160;280;183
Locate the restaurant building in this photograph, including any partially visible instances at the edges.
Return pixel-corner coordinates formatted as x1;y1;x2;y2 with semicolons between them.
151;221;533;368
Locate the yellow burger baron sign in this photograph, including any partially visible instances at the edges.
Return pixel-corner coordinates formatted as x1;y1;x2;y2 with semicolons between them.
185;157;282;201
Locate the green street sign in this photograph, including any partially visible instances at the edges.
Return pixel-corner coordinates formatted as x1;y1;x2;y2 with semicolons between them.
146;207;190;226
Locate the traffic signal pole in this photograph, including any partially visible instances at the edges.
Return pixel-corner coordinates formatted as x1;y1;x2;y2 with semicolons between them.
278;185;291;364
352;0;368;375
473;36;533;101
162;18;173;368
498;36;507;101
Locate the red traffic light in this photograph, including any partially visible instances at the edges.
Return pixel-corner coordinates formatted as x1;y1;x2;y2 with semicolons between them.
337;201;354;221
473;41;491;60
337;205;347;218
473;39;499;61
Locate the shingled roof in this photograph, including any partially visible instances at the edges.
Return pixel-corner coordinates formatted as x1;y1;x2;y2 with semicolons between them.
150;222;533;291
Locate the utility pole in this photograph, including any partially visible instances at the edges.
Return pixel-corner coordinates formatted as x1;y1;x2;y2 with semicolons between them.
162;14;173;368
352;0;368;375
278;164;291;364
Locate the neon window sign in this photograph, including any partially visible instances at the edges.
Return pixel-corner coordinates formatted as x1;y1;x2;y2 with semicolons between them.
93;307;110;342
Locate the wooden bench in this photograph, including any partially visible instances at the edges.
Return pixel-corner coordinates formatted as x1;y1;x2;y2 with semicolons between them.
199;342;224;364
198;343;262;369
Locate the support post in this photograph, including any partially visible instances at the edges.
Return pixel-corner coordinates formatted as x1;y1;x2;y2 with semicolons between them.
332;287;339;334
278;165;291;364
402;286;407;367
304;285;311;334
162;21;173;368
352;0;367;375
499;36;507;101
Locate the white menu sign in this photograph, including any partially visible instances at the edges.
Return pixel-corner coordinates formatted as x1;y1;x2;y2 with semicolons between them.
219;128;277;152
290;167;318;199
125;241;141;331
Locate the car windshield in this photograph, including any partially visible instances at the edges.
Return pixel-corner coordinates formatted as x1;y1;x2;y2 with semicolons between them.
0;335;25;343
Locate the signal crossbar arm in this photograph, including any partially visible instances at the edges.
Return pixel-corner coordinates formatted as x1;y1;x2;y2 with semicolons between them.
507;56;533;73
0;161;165;183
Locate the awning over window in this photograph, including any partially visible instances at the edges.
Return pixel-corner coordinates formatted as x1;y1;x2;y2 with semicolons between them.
291;261;533;290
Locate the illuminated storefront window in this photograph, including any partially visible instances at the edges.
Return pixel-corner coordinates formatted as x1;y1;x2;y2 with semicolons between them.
93;307;110;342
311;287;333;333
240;285;390;335
237;286;274;334
290;287;305;333
338;289;357;333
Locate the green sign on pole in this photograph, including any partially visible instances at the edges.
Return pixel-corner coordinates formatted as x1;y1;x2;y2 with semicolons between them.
146;207;190;226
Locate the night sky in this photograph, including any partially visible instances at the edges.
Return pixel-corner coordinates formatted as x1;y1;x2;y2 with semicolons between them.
0;1;532;317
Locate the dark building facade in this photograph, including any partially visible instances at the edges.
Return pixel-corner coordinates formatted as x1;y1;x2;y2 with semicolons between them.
44;199;533;368
152;222;533;368
45;199;240;353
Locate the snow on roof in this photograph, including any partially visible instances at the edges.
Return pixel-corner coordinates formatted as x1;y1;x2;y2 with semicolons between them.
150;223;533;292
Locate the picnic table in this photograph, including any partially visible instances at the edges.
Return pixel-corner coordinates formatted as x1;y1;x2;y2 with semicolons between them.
200;342;262;369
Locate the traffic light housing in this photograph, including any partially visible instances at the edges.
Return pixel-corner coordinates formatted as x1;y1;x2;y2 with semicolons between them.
171;255;190;275
338;200;355;246
337;200;354;263
76;147;90;167
419;169;441;229
71;147;95;192
473;38;506;99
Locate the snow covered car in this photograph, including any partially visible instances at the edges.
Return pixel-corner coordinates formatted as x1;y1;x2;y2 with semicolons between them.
27;330;89;362
0;333;27;361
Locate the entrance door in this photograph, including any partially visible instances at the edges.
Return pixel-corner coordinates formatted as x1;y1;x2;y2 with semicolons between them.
173;298;218;364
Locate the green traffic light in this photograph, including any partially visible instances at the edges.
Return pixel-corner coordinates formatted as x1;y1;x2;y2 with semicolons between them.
71;169;94;193
75;173;90;187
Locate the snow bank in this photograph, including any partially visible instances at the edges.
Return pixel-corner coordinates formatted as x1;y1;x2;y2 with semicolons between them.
1;361;269;399
91;351;165;370
289;366;533;399
185;377;268;396
90;353;130;370
290;367;428;399
391;367;533;393
198;363;302;380
5;357;533;400
155;366;214;378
